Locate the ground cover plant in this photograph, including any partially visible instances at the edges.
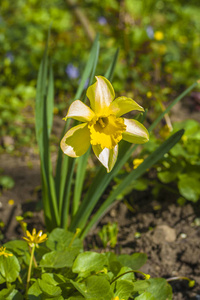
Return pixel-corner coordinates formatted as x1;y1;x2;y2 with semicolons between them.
0;227;180;300
0;1;200;299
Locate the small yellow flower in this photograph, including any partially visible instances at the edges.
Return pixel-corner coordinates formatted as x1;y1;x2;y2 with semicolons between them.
188;280;195;288
23;228;47;248
61;76;149;172
112;297;125;300
159;124;171;139
0;246;13;258
154;31;164;41
146;91;152;98
133;158;144;169
8;199;15;206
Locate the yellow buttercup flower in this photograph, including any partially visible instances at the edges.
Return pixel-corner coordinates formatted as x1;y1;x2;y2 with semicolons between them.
61;76;149;172
23;228;47;248
0;246;13;258
133;158;144;169
112;297;125;300
8;199;15;206
154;31;164;41
146;91;152;98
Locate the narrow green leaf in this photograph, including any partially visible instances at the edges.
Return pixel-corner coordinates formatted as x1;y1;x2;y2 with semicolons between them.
149;81;198;132
75;34;100;100
73;149;90;216
35;33;59;229
55;35;100;228
72;38;100;216
46;61;54;136
104;48;120;81
61;158;76;228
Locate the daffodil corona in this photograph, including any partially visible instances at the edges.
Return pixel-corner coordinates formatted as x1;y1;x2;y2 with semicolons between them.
61;76;149;172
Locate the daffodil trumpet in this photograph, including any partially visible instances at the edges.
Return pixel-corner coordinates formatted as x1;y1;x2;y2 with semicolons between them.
61;76;149;172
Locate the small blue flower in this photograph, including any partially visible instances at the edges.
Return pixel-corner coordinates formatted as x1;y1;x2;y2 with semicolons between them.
146;26;154;39
98;16;107;26
6;52;14;62
65;64;80;79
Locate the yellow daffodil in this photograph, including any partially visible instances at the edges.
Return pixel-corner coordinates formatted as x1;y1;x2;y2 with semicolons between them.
61;76;149;172
23;228;47;248
0;246;13;258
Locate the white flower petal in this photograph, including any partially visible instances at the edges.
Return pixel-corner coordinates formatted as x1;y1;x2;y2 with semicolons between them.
86;76;115;115
64;100;95;122
92;144;118;172
122;119;149;144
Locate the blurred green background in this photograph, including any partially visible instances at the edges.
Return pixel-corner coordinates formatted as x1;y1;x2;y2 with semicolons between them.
0;0;200;151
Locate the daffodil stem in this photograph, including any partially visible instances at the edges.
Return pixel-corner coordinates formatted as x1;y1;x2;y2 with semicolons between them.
111;270;150;284
26;244;36;297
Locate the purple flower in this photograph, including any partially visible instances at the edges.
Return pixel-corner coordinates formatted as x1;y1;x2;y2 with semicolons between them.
98;16;107;26
146;26;154;39
65;64;80;79
6;52;14;62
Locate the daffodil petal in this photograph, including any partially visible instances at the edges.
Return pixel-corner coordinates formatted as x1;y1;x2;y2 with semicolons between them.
86;76;115;115
64;100;95;122
61;123;90;157
110;96;144;117
92;144;118;172
122;119;149;144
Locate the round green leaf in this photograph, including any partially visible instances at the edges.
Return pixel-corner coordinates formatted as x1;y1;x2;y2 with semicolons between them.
40;248;80;268
178;174;200;202
0;253;20;283
117;253;147;270
46;228;82;251
72;252;108;276
146;278;172;300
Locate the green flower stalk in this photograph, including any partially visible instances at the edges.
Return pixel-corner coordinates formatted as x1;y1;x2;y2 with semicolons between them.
23;228;48;297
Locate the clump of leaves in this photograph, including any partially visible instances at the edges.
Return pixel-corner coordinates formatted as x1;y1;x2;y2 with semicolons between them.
0;228;173;300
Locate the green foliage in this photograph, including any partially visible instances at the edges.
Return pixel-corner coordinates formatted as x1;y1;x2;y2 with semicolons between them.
98;222;118;248
1;0;200;149
0;228;173;300
35;32;193;235
138;119;200;202
0;175;15;190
